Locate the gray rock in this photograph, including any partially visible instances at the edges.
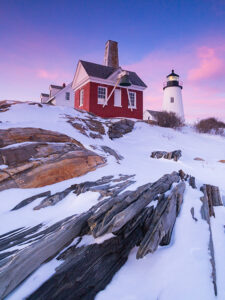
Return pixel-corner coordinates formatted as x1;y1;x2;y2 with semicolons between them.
151;150;182;161
108;119;134;139
137;181;185;258
200;185;218;296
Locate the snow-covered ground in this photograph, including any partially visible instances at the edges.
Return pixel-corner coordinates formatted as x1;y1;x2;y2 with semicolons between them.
1;103;225;300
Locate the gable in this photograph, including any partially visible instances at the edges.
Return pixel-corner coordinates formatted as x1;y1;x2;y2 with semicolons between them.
72;61;89;90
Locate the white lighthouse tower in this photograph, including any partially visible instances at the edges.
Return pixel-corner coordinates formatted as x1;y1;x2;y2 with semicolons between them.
162;70;184;120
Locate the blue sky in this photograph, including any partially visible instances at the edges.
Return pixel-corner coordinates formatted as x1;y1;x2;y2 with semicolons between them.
0;0;225;119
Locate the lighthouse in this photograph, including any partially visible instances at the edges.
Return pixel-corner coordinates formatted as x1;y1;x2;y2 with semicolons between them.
162;70;184;120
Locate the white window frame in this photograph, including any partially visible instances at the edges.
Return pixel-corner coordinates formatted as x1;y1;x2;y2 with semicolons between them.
128;91;136;109
79;89;84;106
98;86;107;105
65;92;70;101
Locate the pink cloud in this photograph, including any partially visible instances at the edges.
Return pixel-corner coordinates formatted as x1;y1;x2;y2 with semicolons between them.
124;41;225;121
187;46;225;81
37;69;59;80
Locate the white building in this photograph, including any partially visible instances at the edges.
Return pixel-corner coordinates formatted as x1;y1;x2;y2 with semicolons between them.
162;70;184;120
40;82;74;107
143;110;164;122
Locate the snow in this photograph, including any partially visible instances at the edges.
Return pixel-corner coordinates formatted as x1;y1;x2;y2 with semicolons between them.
1;103;225;299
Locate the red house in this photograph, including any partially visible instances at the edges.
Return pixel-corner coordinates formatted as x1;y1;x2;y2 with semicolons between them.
72;40;147;119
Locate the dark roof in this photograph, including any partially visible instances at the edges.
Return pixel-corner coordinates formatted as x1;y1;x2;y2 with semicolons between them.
167;69;179;78
41;93;49;97
80;60;147;88
146;110;164;117
50;84;63;89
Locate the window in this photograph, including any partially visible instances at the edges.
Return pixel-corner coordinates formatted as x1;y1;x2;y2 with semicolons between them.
114;89;121;107
79;89;84;106
128;91;136;108
65;92;70;100
170;97;174;103
98;86;107;105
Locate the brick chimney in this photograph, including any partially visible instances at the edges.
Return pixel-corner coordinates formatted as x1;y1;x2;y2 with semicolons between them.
104;40;119;68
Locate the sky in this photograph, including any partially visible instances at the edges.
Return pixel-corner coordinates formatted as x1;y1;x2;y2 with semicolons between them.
0;0;225;121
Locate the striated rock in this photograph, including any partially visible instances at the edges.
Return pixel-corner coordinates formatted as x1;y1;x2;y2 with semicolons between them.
88;172;181;238
137;181;185;258
200;185;218;296
66;115;105;139
0;127;83;148
0;140;105;191
28;221;145;300
151;150;182;161
11;191;51;210
101;145;124;162
0;213;92;299
27;172;184;299
108;119;134;139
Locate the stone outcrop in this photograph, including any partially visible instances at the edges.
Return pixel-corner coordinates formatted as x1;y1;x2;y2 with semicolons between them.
108;119;134;139
0;127;83;148
0;128;105;191
0;172;185;299
101;145;124;162
151;150;182;161
199;184;223;296
66;115;105;139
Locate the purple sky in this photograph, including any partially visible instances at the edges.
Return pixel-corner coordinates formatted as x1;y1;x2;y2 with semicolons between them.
0;0;225;121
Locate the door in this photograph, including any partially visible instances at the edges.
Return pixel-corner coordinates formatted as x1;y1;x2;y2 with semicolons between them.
114;89;121;107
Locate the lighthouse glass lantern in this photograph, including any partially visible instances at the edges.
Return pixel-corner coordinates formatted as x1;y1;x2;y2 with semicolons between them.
162;70;185;120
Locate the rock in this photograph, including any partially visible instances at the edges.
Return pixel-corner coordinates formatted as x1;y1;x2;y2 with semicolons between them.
200;185;218;296
1;172;186;299
151;150;182;161
218;160;225;163
101;145;124;162
137;181;185;258
108;119;134;139
66;115;105;139
11;191;51;210
0;213;91;299
205;184;223;208
88;171;180;238
0;142;105;191
0;127;83;148
28;220;144;300
34;175;135;210
190;207;198;222
27;172;185;299
189;176;197;189
194;157;205;161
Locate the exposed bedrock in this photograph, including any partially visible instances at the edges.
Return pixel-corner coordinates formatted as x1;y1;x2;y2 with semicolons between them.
0;129;105;191
88;171;181;237
108;119;134;139
28;172;185;300
151;150;182;161
0;127;83;148
200;184;223;296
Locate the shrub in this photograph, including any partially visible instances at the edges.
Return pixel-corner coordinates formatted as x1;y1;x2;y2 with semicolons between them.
155;111;184;129
195;118;225;135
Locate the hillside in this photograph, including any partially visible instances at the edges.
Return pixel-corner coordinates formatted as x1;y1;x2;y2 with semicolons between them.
0;101;225;300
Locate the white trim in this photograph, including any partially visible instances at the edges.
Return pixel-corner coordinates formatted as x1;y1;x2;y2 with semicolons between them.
73;77;145;92
79;89;84;106
128;91;136;109
98;86;107;105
